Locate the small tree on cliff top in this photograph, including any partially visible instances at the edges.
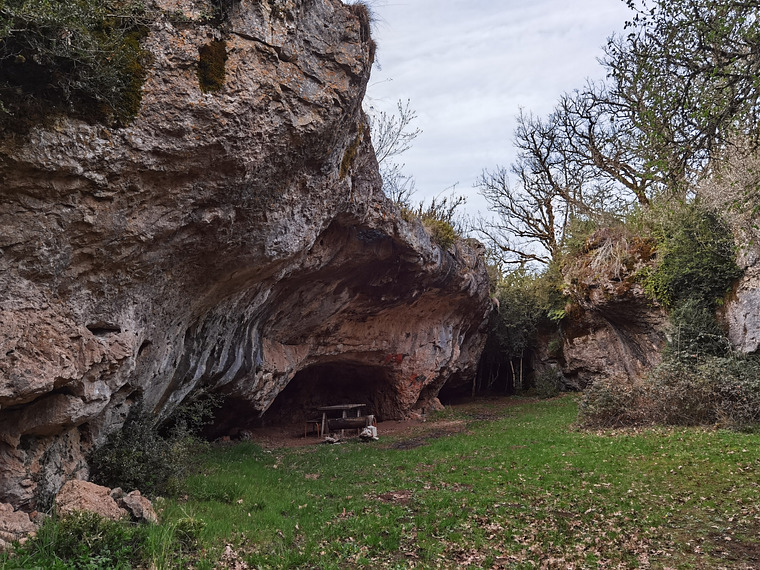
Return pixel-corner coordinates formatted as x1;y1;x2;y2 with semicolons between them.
368;98;422;205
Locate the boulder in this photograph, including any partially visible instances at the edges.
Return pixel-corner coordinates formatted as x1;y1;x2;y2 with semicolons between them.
54;480;127;521
0;503;37;550
119;490;158;524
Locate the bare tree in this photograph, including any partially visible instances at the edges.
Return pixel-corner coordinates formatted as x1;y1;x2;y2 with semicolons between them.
368;99;421;205
478;109;607;267
556;86;654;206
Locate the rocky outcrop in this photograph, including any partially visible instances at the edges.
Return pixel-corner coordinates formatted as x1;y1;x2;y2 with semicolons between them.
557;291;668;388
553;229;667;388
726;247;760;353
0;0;491;509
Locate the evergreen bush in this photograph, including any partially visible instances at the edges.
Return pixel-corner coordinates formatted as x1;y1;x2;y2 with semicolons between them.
638;201;742;312
90;391;221;497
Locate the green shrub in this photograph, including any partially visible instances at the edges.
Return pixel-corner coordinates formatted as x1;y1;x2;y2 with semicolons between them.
90;391;221;497
633;200;742;360
0;0;150;129
532;369;562;399
422;217;457;249
667;297;733;357
638;201;742;311
6;511;149;569
400;191;466;249
172;517;206;551
3;509;208;568
89;406;190;498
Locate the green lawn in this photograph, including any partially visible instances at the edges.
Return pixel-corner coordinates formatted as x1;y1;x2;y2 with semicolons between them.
4;395;759;569
172;395;760;568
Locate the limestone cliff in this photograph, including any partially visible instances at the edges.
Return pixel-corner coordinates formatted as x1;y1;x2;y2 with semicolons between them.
726;245;760;354
0;0;491;509
552;228;667;388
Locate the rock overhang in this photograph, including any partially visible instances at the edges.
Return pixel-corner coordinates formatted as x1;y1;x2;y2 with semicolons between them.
0;0;491;509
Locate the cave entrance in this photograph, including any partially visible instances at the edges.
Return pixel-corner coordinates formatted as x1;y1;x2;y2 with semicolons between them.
260;361;395;427
436;371;472;405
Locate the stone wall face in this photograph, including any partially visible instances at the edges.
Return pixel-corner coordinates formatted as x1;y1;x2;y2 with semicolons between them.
0;0;491;509
726;247;760;354
547;229;668;388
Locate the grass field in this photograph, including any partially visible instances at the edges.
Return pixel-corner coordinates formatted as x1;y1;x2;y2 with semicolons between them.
4;395;759;568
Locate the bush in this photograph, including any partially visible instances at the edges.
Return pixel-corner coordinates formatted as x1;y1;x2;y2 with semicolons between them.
710;357;760;430
637;201;742;311
667;297;733;357
0;0;151;129
577;375;647;428
6;511;149;569
89;405;192;498
644;359;720;425
401;191;467;249
3;509;208;568
421;218;457;249
532;369;562;399
90;391;221;497
578;355;760;431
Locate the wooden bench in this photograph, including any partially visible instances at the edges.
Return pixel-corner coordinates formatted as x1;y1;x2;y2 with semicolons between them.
326;414;376;434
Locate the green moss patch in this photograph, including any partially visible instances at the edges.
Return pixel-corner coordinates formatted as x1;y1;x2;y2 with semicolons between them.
198;40;228;93
339;121;364;178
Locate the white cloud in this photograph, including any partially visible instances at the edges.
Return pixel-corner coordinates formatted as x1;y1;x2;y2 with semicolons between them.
365;0;632;216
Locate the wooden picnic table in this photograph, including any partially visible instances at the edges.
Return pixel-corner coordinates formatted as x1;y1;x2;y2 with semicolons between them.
318;403;366;436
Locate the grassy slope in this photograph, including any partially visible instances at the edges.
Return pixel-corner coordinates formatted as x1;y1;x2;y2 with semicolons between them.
172;396;759;569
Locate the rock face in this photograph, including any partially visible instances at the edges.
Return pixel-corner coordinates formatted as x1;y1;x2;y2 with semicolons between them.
726;247;760;353
0;0;491;509
558;291;668;388
552;229;667;388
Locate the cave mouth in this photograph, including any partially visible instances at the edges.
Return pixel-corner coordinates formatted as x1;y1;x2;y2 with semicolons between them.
203;361;396;439
261;361;394;427
436;371;472;405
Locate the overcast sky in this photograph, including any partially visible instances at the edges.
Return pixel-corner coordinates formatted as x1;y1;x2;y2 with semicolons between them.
363;0;634;218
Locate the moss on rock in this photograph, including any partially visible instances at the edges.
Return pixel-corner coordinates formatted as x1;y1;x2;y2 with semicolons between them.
198;40;228;93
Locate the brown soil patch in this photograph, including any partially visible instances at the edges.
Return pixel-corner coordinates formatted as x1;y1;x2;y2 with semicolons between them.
375;490;413;505
239;396;527;450
707;529;760;567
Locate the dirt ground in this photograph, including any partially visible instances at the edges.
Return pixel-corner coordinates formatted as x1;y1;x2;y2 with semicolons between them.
241;396;527;450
